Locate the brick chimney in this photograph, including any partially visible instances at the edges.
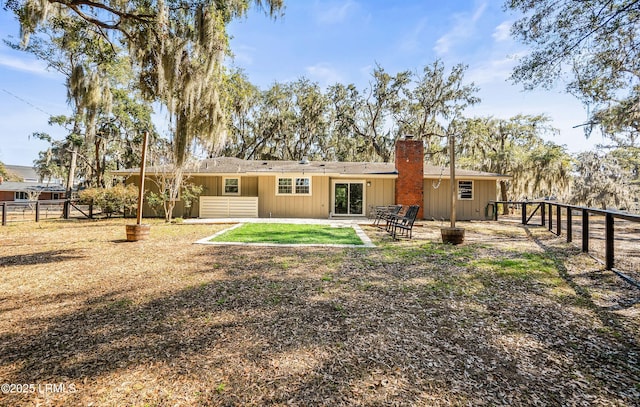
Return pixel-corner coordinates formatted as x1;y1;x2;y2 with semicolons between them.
395;136;424;219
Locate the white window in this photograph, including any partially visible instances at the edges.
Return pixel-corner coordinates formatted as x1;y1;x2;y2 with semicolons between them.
295;178;310;194
458;180;473;200
277;178;292;194
52;193;62;200
15;192;28;201
223;177;240;195
277;177;311;195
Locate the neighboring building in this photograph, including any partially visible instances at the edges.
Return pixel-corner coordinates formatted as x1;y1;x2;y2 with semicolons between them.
3;165;63;184
115;137;509;220
0;180;66;201
0;165;66;201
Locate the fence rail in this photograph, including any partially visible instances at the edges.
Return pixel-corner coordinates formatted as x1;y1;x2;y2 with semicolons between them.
491;200;640;287
1;199;97;225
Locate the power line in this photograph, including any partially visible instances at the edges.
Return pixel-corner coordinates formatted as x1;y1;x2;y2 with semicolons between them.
1;87;56;117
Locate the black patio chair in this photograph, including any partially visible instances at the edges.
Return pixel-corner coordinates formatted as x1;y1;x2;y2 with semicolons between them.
389;205;420;239
372;205;402;228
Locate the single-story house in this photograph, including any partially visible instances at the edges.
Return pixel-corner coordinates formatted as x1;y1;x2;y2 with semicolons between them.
0;179;66;202
115;137;509;220
2;164;64;184
0;165;66;202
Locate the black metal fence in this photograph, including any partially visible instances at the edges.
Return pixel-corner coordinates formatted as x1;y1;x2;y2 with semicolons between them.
491;201;640;285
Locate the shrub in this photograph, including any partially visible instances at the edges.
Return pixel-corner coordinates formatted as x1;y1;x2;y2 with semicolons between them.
79;185;138;218
181;183;204;218
145;191;165;217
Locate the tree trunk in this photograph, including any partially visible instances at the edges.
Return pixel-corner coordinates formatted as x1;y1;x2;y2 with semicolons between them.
164;200;176;223
66;145;78;199
94;137;102;188
500;180;509;215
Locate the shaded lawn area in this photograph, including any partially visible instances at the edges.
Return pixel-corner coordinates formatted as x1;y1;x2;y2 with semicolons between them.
209;223;364;245
0;219;639;406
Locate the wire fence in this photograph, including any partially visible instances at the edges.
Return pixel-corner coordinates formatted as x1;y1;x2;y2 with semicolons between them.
1;200;102;225
492;201;640;287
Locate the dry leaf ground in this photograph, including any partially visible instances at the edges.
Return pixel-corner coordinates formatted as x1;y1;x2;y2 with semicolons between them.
0;219;638;406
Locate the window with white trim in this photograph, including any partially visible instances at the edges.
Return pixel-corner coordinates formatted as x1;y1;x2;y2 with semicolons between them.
223;177;240;195
458;180;473;200
277;178;292;194
295;178;310;194
15;192;28;201
277;177;311;195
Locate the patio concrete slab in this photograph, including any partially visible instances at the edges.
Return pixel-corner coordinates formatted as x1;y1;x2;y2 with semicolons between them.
185;217;372;226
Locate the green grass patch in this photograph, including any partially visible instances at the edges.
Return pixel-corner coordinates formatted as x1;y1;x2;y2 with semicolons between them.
472;252;558;282
210;223;364;245
379;241;476;266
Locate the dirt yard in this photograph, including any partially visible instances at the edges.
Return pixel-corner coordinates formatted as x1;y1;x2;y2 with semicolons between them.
0;219;638;406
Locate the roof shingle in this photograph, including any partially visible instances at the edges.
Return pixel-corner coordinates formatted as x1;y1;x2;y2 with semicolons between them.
114;157;508;179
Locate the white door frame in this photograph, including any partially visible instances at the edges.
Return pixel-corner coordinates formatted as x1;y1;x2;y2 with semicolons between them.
331;179;366;216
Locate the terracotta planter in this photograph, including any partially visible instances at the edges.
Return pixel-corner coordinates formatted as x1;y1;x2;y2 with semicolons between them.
126;224;151;241
441;227;465;245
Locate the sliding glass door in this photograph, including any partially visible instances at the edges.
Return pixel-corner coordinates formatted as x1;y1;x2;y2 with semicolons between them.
333;182;364;216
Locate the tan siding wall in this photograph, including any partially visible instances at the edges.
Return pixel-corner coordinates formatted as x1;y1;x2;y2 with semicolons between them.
125;175;176;218
126;172;496;220
423;179;497;221
187;175;257;217
364;178;395;217
187;176;216;217
189;175;258;198
191;176;220;197
258;175;330;218
125;175;257;219
241;177;258;196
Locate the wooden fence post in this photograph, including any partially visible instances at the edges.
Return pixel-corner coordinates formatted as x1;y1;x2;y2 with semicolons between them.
541;203;545;227
556;205;561;236
521;202;527;225
582;209;589;253
566;208;572;243
1;202;6;226
35;201;40;223
548;203;553;232
605;213;614;270
89;199;94;219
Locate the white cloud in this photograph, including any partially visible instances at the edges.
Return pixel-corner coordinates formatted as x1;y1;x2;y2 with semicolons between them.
467;50;529;85
305;63;344;87
314;0;358;24
433;2;487;56
0;53;56;77
492;21;512;42
467;56;515;85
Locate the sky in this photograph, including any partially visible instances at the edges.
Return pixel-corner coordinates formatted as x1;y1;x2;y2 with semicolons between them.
0;0;605;167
